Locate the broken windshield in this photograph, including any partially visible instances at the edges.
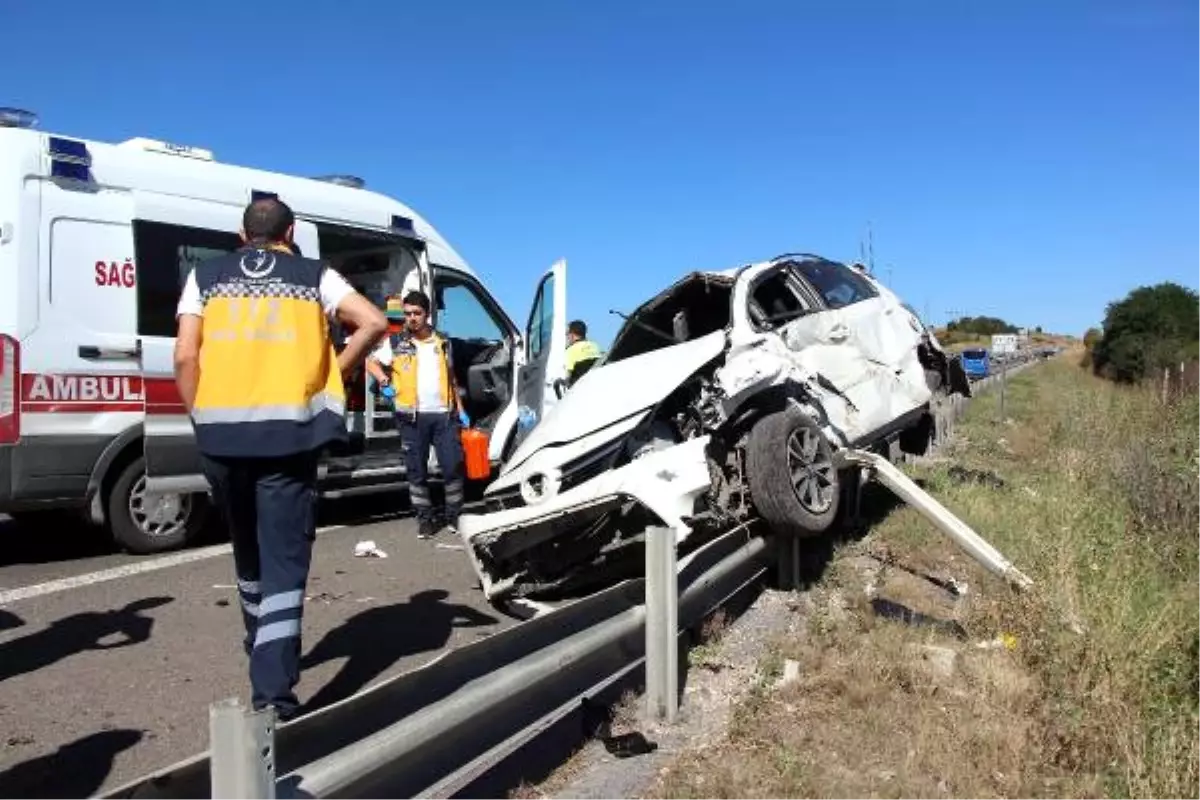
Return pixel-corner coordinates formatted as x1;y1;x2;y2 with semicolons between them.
604;272;734;363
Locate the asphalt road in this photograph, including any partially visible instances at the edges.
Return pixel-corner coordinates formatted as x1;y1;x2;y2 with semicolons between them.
0;497;516;798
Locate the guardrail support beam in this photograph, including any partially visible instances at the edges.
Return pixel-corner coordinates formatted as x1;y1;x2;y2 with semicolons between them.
210;698;275;799
645;525;679;723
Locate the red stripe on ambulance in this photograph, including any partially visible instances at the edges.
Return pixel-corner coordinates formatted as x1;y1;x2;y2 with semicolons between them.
19;374;185;414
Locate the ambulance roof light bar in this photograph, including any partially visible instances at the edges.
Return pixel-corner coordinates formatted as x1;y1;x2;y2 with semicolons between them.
0;108;39;129
314;175;366;189
119;137;215;161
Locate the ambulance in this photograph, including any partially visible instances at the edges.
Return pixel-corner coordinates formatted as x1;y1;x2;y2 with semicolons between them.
0;108;569;554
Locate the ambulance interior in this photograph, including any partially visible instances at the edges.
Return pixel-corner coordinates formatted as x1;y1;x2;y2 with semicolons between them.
316;224;515;449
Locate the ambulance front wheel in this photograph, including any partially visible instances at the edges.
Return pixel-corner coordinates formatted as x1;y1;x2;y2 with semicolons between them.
108;456;209;554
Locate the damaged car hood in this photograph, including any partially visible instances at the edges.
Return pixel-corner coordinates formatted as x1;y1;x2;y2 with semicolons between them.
498;330;728;479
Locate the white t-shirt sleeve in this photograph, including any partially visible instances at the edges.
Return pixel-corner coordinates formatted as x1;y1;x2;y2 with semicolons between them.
319;267;356;318
176;270;202;318
371;338;393;365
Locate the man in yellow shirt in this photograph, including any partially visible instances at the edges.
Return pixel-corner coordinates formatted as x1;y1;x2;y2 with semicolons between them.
564;320;602;388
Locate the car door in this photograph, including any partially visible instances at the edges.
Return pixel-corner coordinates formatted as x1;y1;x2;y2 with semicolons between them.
136;193;320;493
790;259;923;433
513;259;567;443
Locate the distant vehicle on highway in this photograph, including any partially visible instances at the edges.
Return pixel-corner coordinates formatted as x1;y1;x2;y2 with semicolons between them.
961;347;990;380
991;333;1018;357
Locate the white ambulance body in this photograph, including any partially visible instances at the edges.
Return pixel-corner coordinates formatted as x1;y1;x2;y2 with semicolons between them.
0;109;568;554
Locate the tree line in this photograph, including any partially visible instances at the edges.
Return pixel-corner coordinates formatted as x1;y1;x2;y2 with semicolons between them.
945;315;1021;336
1083;282;1199;383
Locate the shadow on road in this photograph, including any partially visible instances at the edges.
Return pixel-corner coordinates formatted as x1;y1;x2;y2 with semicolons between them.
0;596;173;682
0;728;143;798
300;589;498;711
0;512;117;567
0;609;24;632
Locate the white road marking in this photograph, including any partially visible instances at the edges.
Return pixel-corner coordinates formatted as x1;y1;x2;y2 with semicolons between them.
0;525;344;606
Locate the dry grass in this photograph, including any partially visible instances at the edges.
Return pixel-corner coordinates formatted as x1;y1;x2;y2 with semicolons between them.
649;355;1199;799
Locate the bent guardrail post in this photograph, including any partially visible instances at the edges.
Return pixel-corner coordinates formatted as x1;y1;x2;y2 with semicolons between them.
645;525;679;723
837;449;1034;591
209;698;275;799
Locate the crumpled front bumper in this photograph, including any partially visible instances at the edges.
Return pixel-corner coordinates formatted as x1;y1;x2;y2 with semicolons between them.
456;436;713;599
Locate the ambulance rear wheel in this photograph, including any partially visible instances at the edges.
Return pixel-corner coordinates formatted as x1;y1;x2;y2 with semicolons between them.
108;457;208;554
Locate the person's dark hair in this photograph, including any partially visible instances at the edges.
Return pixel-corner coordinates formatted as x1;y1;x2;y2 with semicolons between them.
242;198;295;243
568;320;587;339
403;290;431;314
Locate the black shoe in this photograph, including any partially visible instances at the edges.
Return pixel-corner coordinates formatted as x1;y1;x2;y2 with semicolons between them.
417;519;436;540
255;703;302;723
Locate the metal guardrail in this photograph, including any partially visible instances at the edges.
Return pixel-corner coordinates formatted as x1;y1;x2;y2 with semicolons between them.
104;523;770;799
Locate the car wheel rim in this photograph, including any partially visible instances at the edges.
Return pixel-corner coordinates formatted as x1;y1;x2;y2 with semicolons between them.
129;474;192;539
786;427;836;514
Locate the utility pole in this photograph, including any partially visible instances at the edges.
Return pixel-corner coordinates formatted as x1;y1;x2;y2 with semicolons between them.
867;221;875;274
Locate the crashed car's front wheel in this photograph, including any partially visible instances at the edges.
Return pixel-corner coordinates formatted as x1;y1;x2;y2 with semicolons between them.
745;407;840;537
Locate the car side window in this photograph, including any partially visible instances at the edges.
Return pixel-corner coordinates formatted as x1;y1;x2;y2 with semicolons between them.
134;220;240;337
526;272;555;359
748;269;812;330
794;260;879;309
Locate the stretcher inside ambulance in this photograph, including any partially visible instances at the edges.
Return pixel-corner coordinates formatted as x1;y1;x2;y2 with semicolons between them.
0;110;571;556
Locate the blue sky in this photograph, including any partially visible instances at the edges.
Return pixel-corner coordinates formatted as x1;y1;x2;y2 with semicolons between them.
6;0;1196;347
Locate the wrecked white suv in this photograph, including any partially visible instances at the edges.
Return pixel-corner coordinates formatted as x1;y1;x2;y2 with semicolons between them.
457;253;970;602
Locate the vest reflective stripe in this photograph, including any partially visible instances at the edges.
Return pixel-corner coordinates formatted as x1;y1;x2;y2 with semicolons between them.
192;248;347;458
190;391;346;425
391;332;453;413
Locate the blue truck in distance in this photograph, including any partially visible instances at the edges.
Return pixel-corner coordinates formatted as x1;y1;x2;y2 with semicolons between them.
961;347;990;380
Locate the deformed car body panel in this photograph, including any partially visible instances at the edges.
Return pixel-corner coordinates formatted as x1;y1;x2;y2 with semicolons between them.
496;329;728;480
458;436;714;599
458;254;968;602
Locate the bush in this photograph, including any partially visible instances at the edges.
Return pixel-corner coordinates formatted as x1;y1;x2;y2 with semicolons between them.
1092;282;1199;383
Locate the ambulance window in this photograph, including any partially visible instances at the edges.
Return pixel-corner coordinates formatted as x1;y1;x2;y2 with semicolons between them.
134;221;240;337
436;276;507;344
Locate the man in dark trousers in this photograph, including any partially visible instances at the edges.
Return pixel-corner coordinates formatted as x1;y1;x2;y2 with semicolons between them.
173;197;386;719
366;290;469;539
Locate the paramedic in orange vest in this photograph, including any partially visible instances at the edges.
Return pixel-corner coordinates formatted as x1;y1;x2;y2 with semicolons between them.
366;290;469;540
173;197;387;720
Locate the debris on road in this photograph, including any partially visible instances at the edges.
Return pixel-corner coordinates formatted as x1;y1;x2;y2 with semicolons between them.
947;464;1007;489
354;540;388;559
307;591;350;604
435;543;464;551
774;658;801;689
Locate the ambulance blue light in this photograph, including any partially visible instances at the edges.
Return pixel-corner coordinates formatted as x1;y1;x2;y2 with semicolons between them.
0;108;38;128
391;215;414;233
47;136;92;183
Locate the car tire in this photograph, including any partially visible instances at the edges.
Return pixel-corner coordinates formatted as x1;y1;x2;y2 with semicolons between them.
745;406;840;537
108;456;208;554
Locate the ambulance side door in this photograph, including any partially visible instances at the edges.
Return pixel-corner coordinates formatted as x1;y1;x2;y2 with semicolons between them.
514;259;568;441
23;171;142;497
135;194;319;493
